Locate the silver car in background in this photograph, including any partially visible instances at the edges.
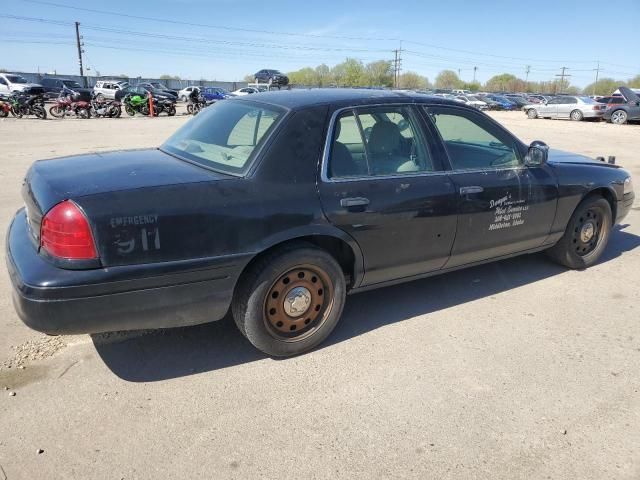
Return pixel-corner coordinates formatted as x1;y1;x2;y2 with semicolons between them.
524;95;607;121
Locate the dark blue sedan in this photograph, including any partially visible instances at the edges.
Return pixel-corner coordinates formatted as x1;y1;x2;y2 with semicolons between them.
201;87;232;102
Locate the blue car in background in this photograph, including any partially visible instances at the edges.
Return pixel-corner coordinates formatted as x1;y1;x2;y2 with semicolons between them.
484;94;517;110
201;87;233;102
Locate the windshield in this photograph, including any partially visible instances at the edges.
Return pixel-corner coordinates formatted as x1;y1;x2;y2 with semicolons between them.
151;83;165;88
161;100;284;175
578;96;597;104
5;75;27;84
62;80;82;88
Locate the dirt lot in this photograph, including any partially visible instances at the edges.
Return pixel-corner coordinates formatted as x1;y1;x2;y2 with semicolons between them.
0;111;638;479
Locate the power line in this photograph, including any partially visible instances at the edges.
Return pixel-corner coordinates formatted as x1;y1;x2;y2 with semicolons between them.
19;0;400;42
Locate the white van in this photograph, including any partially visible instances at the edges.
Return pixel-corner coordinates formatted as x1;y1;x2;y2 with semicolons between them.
0;73;43;96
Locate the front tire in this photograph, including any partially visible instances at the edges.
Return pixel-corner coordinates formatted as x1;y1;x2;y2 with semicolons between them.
232;243;346;357
546;196;612;269
570;109;583;121
527;108;538;119
33;105;47;119
49;105;65;118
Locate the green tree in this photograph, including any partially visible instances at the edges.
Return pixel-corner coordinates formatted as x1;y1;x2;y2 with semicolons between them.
582;78;621;96
340;58;366;87
331;63;346;86
434;70;462;89
159;74;181;80
461;81;481;92
287;67;318;86
484;73;520;92
315;64;331;87
243;74;255;83
627;74;640;88
365;60;394;87
398;71;428;90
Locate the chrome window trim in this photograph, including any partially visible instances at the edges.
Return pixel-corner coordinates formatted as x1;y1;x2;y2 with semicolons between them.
320;103;450;183
321;103;530;184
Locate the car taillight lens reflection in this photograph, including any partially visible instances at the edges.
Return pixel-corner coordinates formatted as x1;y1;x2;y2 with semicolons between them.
40;200;97;259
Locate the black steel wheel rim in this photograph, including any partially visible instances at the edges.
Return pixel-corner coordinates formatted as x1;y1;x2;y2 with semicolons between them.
572;208;602;256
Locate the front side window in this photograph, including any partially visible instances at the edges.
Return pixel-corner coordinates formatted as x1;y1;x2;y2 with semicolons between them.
329;106;433;179
162;100;284;175
427;107;521;170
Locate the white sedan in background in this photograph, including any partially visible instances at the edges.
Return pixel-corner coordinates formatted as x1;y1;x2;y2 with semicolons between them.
178;86;199;102
232;87;262;96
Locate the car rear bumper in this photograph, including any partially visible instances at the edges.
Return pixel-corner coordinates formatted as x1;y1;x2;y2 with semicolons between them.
582;110;605;118
7;209;248;335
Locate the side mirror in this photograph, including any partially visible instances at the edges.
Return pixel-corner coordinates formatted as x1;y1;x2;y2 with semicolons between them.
525;141;549;166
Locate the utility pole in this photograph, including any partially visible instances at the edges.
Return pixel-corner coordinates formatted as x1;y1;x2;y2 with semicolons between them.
393;49;398;88
525;65;530;91
593;61;600;96
473;66;477;83
393;45;403;88
75;21;85;87
555;66;570;94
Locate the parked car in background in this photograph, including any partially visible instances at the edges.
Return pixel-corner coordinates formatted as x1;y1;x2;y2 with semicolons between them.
200;87;233;102
178;86;199;102
0;73;43;96
597;96;626;108
138;83;178;99
603;87;640;125
481;94;516;110
93;80;129;100
526;94;552;104
503;95;529;108
232;87;262;96
254;69;289;88
524;95;607;121
454;95;488;110
40;78;86;100
148;82;178;96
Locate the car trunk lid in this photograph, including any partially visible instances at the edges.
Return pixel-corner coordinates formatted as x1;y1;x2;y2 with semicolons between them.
22;148;229;244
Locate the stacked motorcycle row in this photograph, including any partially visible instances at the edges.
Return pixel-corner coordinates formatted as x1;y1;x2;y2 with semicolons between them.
0;88;188;120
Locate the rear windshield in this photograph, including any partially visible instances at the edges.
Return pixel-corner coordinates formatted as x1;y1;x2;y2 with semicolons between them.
578;96;597;104
161;100;285;175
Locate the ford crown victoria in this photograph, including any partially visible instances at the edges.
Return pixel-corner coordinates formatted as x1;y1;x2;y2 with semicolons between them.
6;90;635;356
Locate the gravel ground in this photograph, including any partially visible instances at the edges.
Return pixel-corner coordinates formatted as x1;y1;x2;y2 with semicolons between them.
0;110;638;479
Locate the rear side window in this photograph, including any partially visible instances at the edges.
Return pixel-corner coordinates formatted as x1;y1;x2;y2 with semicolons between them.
329;106;433;178
162;101;284;175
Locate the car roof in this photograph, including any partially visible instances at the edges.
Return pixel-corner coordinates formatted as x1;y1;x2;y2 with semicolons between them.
234;88;463;110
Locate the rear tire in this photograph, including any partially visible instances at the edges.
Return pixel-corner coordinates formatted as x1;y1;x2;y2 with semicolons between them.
232;243;346;357
527;108;538;119
610;109;627;125
570;109;583;121
546;196;612;269
125;105;135;116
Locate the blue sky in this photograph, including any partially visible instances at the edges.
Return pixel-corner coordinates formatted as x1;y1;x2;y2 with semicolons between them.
1;0;638;87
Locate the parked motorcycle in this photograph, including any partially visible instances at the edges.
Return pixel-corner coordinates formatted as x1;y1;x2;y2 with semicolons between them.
0;97;11;117
155;97;177;116
186;95;208;115
49;89;91;119
123;93;150;116
8;93;47;119
90;93;121;118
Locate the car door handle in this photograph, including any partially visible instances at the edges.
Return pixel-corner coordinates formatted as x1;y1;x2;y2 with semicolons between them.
340;197;370;208
459;186;484;195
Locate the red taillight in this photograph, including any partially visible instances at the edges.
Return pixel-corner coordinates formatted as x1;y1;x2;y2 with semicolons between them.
40;200;97;260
